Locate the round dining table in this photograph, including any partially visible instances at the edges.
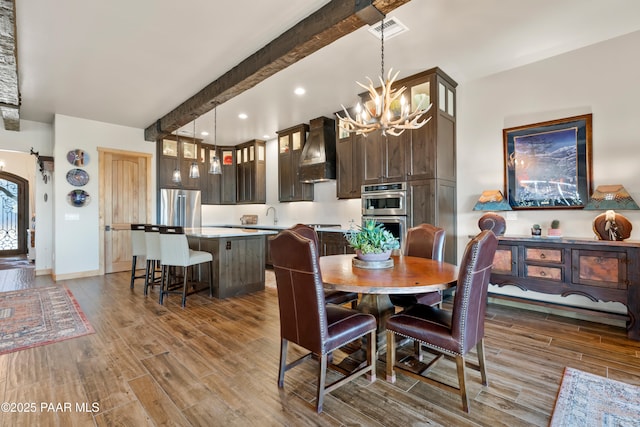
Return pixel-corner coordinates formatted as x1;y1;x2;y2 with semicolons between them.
319;254;458;345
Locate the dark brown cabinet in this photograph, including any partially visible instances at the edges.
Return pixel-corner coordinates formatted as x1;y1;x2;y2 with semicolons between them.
277;124;314;202
336;111;364;199
491;236;640;341
193;144;237;205
360;67;457;185
235;140;266;204
158;136;202;190
319;231;355;256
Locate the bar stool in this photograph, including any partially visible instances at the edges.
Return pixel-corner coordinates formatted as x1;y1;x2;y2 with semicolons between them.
130;224;147;289
158;226;213;307
144;225;162;295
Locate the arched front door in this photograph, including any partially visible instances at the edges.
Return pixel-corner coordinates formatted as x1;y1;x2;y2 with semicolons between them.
0;172;29;255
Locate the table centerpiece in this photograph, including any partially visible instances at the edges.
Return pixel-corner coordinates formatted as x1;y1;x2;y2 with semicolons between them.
344;219;400;269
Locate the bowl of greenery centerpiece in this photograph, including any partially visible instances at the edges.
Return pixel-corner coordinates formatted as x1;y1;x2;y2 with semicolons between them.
344;219;400;267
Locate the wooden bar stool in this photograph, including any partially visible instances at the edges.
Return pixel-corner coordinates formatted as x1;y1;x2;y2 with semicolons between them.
143;225;163;295
158;226;213;307
129;223;147;289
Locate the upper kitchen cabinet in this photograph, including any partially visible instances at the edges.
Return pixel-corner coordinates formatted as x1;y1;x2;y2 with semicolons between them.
336;114;363;199
200;143;238;205
277;123;314;202
235;139;266;204
359;67;457;184
158;135;202;190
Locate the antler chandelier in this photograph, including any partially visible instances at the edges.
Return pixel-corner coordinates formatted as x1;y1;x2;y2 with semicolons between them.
337;18;432;137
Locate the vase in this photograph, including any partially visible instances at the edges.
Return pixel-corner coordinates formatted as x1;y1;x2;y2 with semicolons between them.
356;250;391;262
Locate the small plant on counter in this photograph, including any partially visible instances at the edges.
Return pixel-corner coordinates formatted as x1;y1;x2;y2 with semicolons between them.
531;224;542;237
548;219;562;237
344;219;400;255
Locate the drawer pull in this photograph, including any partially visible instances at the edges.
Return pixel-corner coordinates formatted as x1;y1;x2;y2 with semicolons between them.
540;270;546;276
540;253;546;259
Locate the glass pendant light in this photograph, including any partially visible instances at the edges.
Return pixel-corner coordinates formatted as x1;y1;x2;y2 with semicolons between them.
209;107;222;175
188;120;200;179
172;132;182;184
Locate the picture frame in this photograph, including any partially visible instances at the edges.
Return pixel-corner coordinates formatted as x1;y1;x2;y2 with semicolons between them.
503;114;592;210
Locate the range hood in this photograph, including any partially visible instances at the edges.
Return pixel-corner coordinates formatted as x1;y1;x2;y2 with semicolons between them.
299;116;336;183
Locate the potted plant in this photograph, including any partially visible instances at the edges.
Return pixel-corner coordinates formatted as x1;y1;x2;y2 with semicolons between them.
344;219;400;261
548;219;562;238
531;224;542;237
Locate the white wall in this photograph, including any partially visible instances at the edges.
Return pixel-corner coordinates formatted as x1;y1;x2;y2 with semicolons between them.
0;120;54;272
52;115;155;278
458;30;640;313
201;136;361;228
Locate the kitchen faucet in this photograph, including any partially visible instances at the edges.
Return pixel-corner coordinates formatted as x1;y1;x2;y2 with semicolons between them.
266;206;278;225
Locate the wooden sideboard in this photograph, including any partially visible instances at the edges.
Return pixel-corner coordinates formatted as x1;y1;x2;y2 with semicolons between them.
490;236;640;341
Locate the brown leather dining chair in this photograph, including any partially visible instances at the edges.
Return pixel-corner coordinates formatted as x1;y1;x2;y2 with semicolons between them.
269;230;377;413
385;230;498;413
288;224;359;308
389;223;446;309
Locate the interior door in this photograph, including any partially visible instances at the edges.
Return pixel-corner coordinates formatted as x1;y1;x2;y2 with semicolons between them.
101;149;151;274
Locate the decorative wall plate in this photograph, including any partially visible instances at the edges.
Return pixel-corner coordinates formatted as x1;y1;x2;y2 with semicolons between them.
66;168;89;186
67;189;90;207
67;149;89;166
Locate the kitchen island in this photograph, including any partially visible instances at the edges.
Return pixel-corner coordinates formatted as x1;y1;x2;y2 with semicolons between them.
186;227;277;299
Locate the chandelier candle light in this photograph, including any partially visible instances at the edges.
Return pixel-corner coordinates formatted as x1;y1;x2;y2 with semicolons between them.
337;18;432;137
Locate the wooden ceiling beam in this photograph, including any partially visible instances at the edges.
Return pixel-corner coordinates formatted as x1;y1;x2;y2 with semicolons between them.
0;0;20;131
144;0;410;142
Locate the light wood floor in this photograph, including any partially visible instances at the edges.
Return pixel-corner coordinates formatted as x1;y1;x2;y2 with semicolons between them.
0;268;639;426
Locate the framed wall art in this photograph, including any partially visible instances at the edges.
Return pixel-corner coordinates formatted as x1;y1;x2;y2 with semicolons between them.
503;114;592;210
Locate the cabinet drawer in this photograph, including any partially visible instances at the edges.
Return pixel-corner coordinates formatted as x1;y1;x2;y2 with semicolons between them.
525;265;563;281
493;246;517;276
525;248;562;263
572;249;627;289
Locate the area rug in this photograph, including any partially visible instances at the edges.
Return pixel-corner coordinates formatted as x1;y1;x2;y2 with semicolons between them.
0;286;94;355
550;367;640;426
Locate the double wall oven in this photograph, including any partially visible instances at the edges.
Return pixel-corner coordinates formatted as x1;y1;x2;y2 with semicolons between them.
361;182;408;249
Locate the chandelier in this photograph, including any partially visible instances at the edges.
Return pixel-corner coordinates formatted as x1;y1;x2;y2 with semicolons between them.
337;18;431;137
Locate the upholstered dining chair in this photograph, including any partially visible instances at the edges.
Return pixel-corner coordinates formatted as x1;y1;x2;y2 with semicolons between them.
269;230;377;413
389;223;446;309
288;223;359;309
385;230;498;413
130;223;148;290
158;226;213;307
143;224;163;295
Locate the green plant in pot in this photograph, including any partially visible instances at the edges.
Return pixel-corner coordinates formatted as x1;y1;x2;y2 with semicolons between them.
344;219;400;261
531;224;542;237
548;219;562;238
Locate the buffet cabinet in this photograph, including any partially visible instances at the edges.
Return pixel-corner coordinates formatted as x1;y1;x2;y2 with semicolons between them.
490;236;640;340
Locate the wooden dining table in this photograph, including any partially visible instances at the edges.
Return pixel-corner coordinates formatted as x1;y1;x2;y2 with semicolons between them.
319;254;458;346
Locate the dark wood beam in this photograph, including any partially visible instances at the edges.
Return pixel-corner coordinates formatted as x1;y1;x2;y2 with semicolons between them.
0;0;20;131
144;0;410;142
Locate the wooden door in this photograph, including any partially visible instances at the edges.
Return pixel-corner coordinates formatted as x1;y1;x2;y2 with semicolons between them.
100;149;152;274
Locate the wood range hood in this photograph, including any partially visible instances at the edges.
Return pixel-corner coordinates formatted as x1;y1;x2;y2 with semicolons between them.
299;116;336;183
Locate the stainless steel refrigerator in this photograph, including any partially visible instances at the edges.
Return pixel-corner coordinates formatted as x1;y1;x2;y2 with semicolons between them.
160;189;201;228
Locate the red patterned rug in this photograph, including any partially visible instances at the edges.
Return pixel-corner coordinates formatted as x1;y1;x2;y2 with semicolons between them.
550;367;640;426
0;286;94;355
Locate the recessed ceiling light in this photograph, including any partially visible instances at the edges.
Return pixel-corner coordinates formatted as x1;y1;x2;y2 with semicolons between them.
294;87;306;96
238;113;248;119
200;131;209;136
263;134;270;139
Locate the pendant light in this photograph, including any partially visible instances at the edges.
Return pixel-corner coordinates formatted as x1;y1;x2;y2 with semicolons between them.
337;17;431;137
188;119;200;179
171;132;182;184
209;107;222;175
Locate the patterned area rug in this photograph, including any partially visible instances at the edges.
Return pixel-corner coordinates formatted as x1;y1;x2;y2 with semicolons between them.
551;367;640;426
0;286;94;355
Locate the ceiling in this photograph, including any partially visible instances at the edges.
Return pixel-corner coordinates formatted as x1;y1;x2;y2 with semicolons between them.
14;0;640;146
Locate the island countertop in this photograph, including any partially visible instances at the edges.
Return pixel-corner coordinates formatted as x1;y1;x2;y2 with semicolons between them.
185;227;279;238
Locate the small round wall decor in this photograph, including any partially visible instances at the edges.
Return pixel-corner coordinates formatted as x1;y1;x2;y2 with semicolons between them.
66;168;89;186
67;189;91;207
67;149;89;166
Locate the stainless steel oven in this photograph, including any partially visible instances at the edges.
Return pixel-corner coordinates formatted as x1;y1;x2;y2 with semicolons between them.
361;182;407;216
361;182;409;249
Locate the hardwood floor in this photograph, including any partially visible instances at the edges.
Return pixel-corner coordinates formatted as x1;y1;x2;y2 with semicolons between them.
0;267;639;426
